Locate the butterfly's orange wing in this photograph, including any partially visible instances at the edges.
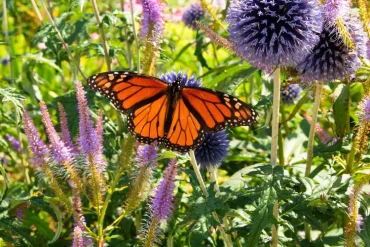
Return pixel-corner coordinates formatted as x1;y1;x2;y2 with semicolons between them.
87;71;168;113
163;98;205;152
181;87;258;132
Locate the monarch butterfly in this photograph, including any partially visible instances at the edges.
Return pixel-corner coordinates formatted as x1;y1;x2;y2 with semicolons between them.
87;71;258;152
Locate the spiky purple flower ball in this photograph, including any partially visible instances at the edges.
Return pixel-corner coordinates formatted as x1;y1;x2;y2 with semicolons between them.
227;0;323;71
281;84;302;104
297;14;368;82
1;57;9;66
161;71;201;87
182;3;204;29
194;130;229;168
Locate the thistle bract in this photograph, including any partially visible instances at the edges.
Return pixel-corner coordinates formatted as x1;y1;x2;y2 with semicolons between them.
227;0;323;71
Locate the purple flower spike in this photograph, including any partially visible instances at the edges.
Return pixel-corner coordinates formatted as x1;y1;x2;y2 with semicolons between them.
23;110;50;167
358;94;370;123
58;104;76;153
75;81;99;157
139;0;164;43
93;113;106;170
227;0;323;71
6;134;20;152
323;0;350;23
194;130;230;169
161;71;201;87
40;102;73;164
182;3;204;29
281;84;302;104
136;142;158;167
72;226;84;247
152;159;178;221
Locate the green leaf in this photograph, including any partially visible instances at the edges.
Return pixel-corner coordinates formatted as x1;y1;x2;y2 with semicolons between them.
333;84;349;138
194;32;210;69
246;180;276;246
0;218;36;246
216;66;258;94
359;214;370;247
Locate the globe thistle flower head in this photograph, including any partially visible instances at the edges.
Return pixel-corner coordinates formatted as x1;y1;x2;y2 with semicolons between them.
23;110;50;167
151;159;178;221
160;71;201;87
136;142;158;167
194;130;229;169
1;57;9;66
182;3;204;29
227;0;323;71
281;84;302;104
297;14;368;82
139;0;164;43
358;94;370;123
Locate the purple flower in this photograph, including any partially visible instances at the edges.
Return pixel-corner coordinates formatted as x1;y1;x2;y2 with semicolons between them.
194;130;229;168
75;81;99;156
72;226;84;247
58;103;76;153
152;159;178;221
358;94;370;123
356;214;364;232
322;0;350;23
281;84;302;104
23;110;50;167
136;142;158;167
1;57;9;66
227;0;323;71
139;0;164;43
182;3;204;29
303;112;333;144
367;40;370;60
297;14;368;82
40;102;73;164
160;71;201;87
6;134;20;152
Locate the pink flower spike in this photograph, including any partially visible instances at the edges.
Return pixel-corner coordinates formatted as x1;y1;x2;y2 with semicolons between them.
139;0;165;42
23;110;50;167
40;102;73;164
90;32;99;40
152;159;178;221
37;43;47;50
72;226;84;247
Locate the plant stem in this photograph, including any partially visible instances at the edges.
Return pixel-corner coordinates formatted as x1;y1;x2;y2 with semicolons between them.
304;82;323;242
271;68;281;247
129;0;141;72
39;0;87;80
2;0;14;84
271;67;281;166
189;152;232;247
30;0;43;22
90;0;111;71
189;151;208;197
305;82;323;176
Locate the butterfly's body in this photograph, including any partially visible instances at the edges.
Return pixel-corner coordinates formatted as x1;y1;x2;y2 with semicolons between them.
87;71;257;152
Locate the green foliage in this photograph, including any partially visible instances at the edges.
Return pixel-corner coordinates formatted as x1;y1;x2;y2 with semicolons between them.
0;0;369;246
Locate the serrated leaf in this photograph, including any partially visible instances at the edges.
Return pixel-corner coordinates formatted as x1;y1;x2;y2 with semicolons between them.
333;84;349;138
0;218;35;246
246;181;276;246
216;66;258;94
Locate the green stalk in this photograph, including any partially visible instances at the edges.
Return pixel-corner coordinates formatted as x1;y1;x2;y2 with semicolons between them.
189;151;232;247
90;0;111;71
305;82;323;176
39;0;87;80
98;135;136;246
271;68;281;247
129;0;141;72
304;81;323;241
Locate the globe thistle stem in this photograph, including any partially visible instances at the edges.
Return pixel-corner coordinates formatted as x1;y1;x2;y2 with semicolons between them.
271;68;281;166
271;67;281;247
189;150;232;247
305;82;324;176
